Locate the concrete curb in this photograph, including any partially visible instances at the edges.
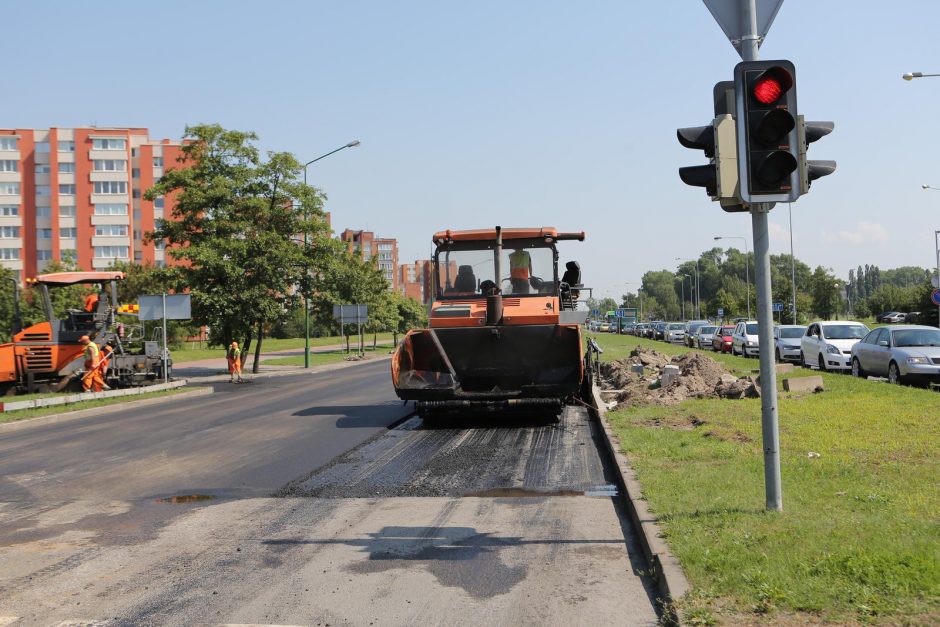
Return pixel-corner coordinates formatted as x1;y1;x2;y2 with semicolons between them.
0;379;189;412
0;385;213;431
590;383;690;624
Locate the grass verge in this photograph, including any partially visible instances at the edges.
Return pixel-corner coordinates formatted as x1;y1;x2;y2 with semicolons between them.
260;346;390;367
592;332;940;625
0;386;202;424
172;333;395;363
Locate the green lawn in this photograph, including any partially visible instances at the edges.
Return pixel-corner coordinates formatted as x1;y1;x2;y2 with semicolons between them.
592;333;940;625
259;345;391;367
172;333;395;363
0;387;202;424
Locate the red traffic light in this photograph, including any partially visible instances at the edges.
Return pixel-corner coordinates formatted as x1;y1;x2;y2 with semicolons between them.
752;67;793;105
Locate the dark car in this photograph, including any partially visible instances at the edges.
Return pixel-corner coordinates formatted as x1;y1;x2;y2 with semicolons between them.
876;311;902;323
711;325;735;353
653;321;667;341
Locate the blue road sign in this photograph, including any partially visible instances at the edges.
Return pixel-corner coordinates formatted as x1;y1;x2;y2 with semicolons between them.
591;309;600;316
931;289;940;306
615;309;625;318
717;308;724;316
772;302;784;313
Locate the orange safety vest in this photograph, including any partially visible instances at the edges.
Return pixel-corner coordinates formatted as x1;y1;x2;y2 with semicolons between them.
84;294;99;313
509;250;531;279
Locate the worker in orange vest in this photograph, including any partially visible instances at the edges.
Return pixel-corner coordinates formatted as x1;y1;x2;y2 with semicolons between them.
227;341;243;383
83;293;99;313
509;248;533;294
79;335;110;392
100;341;115;379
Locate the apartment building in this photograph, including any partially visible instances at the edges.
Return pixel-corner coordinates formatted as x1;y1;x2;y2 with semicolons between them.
398;259;433;303
339;229;399;291
0;127;181;280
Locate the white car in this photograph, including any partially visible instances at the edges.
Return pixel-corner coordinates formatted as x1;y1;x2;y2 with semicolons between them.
694;325;719;350
731;320;760;357
800;321;869;371
773;325;807;362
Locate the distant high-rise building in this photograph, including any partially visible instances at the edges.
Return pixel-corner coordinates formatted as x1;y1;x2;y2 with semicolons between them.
398;259;433;303
0;126;183;280
339;228;399;291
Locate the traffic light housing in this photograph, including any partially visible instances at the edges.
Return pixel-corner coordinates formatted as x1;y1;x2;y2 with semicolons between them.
677;81;741;208
734;60;800;203
798;117;837;194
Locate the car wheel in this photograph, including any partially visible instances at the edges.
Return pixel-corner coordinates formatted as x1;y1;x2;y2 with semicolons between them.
818;354;827;372
851;357;865;379
800;351;808;368
888;361;903;385
775;348;782;363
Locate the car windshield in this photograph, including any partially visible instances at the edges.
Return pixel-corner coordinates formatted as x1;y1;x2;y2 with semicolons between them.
824;324;868;340
719;326;735;334
892;329;940;347
779;327;806;339
668;323;684;330
699;326;717;334
745;323;758;334
436;242;554;298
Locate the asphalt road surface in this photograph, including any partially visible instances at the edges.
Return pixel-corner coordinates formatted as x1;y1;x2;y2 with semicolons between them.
0;359;659;626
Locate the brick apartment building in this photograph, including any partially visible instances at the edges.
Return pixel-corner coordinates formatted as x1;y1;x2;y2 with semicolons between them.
339;229;399;291
0;127;182;281
398;259;433;303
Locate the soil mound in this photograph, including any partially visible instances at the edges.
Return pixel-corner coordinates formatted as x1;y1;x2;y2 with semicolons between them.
597;346;758;408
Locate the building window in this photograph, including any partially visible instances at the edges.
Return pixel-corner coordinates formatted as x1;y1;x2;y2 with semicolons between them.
155;239;165;250
0;137;17;150
132;168;140;178
93;181;127;194
94;245;128;259
134;250;143;261
36;206;51;218
378;243;394;251
0;226;21;238
0;183;19;195
153;156;163;167
58;162;75;173
92;138;126;150
0;160;18;172
0;248;20;260
154;196;165;208
59;205;75;217
92;159;127;171
95;224;128;237
0;205;18;216
35;185;51;197
37;228;52;239
132;189;141;199
133;209;141;221
37;250;52;261
34;164;51;174
131;148;137;157
57;140;75;152
35;142;50;153
58;184;76;195
94;203;128;215
60;227;77;238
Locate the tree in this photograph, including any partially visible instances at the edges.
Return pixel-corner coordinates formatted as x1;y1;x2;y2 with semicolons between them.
641;271;680;320
810;266;842;320
146;124;335;372
389;292;427;343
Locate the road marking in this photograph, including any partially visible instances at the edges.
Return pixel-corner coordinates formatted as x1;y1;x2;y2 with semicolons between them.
55;621;109;627
0;618;19;626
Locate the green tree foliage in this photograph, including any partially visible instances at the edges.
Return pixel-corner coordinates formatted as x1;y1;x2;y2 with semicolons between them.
146;124;335;371
311;251;391;351
641;271;680;320
810;266;842;320
867;284;921;314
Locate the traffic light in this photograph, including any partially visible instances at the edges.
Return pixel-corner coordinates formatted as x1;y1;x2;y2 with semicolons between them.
798;117;837;194
677;81;741;207
677;124;718;196
734;60;799;203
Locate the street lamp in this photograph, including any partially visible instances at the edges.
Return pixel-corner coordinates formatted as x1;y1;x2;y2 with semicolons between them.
301;140;361;368
921;185;940;326
676;257;700;319
714;235;751;319
902;72;940;80
681;273;692;321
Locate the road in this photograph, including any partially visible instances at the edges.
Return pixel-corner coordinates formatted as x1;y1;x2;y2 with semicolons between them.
0;359;659;626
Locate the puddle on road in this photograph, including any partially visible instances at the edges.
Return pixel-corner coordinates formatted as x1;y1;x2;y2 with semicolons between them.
468;484;618;498
155;494;217;504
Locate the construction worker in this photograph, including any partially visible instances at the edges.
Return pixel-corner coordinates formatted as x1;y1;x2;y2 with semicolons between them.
227;341;243;382
100;341;115;379
83;292;99;313
79;335;109;392
509;248;533;294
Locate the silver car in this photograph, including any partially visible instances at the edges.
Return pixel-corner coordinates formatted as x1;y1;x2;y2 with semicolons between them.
663;322;686;344
693;325;718;350
851;325;940;385
773;325;807;362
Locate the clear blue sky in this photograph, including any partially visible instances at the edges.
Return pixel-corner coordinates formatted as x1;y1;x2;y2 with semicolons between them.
7;0;939;299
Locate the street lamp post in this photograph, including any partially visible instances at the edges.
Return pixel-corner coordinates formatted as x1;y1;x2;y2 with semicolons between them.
301;140;361;368
902;72;940;80
676;257;700;318
638;288;644;322
714;236;751;319
682;274;693;321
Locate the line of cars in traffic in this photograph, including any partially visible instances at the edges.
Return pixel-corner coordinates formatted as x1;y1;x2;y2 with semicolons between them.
604;318;940;387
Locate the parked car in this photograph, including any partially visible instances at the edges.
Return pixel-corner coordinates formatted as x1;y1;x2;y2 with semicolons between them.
731;320;760;357
621;322;637;335
653;322;667;341
693;325;718;350
875;311;902;323
684;320;711;347
905;312;922;323
800;321;869;371
881;312;907;324
598;322;611;332
851;325;940;385
663;322;686;344
773;325;807;363
712;325;736;352
634;322;650;337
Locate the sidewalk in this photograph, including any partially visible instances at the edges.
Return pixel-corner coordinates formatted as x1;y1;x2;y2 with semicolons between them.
174;341;395;381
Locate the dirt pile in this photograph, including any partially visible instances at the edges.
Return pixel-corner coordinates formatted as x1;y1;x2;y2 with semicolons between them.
597;346;758;408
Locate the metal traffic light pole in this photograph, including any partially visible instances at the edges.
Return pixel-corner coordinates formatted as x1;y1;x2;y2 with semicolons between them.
741;0;783;512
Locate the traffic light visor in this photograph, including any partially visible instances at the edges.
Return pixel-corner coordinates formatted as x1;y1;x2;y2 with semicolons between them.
752;67;793;104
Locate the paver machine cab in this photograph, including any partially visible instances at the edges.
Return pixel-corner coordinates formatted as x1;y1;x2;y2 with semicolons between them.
0;271;168;394
392;226;590;417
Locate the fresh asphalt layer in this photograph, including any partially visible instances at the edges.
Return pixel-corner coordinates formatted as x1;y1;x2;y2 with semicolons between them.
0;360;659;626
